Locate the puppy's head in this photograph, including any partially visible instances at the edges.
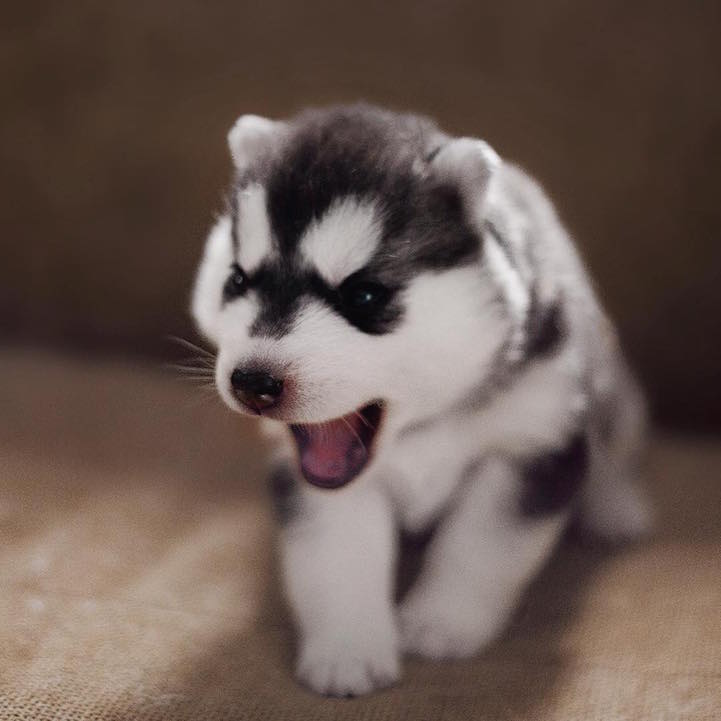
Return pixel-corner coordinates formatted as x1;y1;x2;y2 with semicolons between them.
192;105;515;488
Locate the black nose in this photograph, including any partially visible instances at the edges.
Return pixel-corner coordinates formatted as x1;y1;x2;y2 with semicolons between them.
230;369;284;411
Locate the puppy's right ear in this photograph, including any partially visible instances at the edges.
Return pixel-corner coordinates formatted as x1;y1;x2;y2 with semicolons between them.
428;137;501;216
227;114;284;169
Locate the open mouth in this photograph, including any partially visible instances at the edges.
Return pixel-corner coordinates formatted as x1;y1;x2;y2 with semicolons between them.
289;402;384;489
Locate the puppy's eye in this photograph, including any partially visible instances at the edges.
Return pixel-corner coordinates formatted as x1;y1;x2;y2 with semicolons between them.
339;280;389;311
334;275;400;334
223;264;248;301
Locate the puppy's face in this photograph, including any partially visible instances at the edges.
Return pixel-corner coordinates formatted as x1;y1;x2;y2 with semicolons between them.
192;108;512;488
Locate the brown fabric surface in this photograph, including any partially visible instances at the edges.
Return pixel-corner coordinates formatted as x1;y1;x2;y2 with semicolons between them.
1;348;720;720
2;1;721;427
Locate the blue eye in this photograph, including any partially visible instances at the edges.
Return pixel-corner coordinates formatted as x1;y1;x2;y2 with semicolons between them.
223;264;248;301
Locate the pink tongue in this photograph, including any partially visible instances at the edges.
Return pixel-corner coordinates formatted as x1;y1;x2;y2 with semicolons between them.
300;419;358;482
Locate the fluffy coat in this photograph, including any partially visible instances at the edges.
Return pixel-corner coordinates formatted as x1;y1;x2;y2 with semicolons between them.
191;104;650;696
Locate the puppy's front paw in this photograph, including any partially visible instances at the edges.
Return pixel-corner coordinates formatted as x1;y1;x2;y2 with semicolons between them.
296;624;400;697
399;587;505;660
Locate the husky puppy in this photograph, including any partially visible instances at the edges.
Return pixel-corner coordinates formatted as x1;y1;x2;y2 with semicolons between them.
192;104;650;696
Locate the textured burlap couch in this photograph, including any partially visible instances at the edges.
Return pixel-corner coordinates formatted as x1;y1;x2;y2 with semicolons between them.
1;348;719;720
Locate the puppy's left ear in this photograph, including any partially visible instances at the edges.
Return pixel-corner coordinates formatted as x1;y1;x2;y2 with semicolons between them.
227;114;285;169
428;137;500;214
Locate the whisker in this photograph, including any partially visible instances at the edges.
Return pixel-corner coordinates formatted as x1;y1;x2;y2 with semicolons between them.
166;373;216;383
340;416;367;453
165;335;216;358
165;363;215;376
175;375;218;385
352;410;373;430
174;355;216;368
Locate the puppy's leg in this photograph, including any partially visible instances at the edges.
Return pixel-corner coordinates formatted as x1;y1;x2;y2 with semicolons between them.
399;455;570;660
276;468;399;696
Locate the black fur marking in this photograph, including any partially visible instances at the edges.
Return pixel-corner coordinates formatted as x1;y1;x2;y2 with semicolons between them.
230;105;483;337
424;144;444;163
246;261;405;337
264;110;415;255
248;263;308;337
525;296;565;358
227;188;240;253
397;522;440;601
484;220;516;269
222;264;249;304
519;433;589;518
484;218;566;359
268;463;300;525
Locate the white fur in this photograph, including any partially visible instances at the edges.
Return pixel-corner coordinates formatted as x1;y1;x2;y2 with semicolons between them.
483;231;530;359
236;184;273;274
211;265;509;426
431;137;500;211
400;457;567;658
386;347;586;533
227;114;283;169
300;197;383;285
191;117;650;696
191;216;233;342
281;481;399;696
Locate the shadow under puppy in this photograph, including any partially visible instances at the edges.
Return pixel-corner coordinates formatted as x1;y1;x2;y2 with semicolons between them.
191;104;651;696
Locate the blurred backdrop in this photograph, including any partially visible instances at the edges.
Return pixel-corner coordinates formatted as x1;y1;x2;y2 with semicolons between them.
2;1;720;428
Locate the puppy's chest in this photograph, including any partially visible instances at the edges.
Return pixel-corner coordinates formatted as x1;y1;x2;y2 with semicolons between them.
379;356;587;532
380;420;478;533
